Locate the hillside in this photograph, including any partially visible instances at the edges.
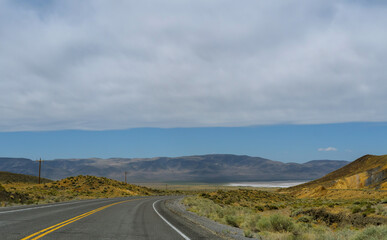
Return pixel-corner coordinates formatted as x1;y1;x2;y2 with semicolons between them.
0;171;52;184
46;175;158;197
0;155;349;182
289;154;387;190
0;175;160;205
285;154;387;199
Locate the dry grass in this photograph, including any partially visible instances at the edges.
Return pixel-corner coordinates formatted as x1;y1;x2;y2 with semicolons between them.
183;187;387;239
200;189;293;211
136;182;280;192
183;194;387;239
1;175;162;206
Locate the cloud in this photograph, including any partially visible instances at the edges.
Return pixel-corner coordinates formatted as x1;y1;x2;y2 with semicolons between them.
318;147;338;152
1;0;387;131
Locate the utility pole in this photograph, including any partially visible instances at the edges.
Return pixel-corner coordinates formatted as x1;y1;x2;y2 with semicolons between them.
165;184;168;191
125;171;127;184
38;158;42;184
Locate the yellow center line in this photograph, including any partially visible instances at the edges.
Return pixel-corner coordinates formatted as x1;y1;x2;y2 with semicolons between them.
21;198;148;240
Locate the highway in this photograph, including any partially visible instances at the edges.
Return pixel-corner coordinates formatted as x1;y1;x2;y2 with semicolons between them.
0;196;220;240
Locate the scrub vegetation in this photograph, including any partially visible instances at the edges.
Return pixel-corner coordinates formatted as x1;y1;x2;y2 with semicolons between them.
0;174;161;206
183;190;387;240
183;154;387;239
138;182;280;192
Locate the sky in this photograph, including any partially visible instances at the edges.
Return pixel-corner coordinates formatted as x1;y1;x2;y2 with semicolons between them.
0;1;386;162
1;123;386;163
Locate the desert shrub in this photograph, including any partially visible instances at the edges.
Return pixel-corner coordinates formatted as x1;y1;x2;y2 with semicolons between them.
243;229;254;238
257;216;271;232
351;206;362;214
362;204;375;215
257;214;295;233
199;189;293;210
297;216;312;223
352;225;387;240
270;214;295;232
184;196;225;221
353;201;365;205
375;204;387;216
242;214;261;232
297;208;346;226
255;205;264;212
226;215;240;227
291;207;305;217
328;203;335;208
184;196;263;235
335;228;357;240
183;195;387;240
200;193;210;198
265;204;279;210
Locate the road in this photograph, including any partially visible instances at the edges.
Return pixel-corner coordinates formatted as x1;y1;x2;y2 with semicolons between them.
0;196;221;240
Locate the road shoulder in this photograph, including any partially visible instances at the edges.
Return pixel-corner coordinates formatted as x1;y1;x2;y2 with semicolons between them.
163;197;255;240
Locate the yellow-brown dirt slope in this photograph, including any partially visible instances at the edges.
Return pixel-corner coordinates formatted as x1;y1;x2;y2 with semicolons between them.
1;175;162;205
284;154;387;199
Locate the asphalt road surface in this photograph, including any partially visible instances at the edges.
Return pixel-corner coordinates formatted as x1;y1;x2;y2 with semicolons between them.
0;196;221;240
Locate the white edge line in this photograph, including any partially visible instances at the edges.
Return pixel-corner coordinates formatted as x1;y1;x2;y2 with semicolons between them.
153;199;191;240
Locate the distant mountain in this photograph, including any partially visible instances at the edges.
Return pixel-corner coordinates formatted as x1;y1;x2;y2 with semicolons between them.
0;155;349;183
288;154;387;192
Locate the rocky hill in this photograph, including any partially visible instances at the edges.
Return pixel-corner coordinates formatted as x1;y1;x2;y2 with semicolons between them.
289;154;387;190
0;175;159;205
0;155;349;182
285;154;387;199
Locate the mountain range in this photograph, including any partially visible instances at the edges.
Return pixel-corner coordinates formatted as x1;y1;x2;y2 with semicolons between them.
0;154;349;182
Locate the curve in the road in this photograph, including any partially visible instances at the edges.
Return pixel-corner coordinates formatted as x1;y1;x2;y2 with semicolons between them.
152;200;190;240
21;199;139;240
0;196;220;239
19;197;191;240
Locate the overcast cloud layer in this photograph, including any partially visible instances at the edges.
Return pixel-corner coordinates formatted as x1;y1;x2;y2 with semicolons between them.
1;0;387;131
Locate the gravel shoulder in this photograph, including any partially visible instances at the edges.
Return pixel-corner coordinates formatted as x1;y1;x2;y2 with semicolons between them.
165;197;258;240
